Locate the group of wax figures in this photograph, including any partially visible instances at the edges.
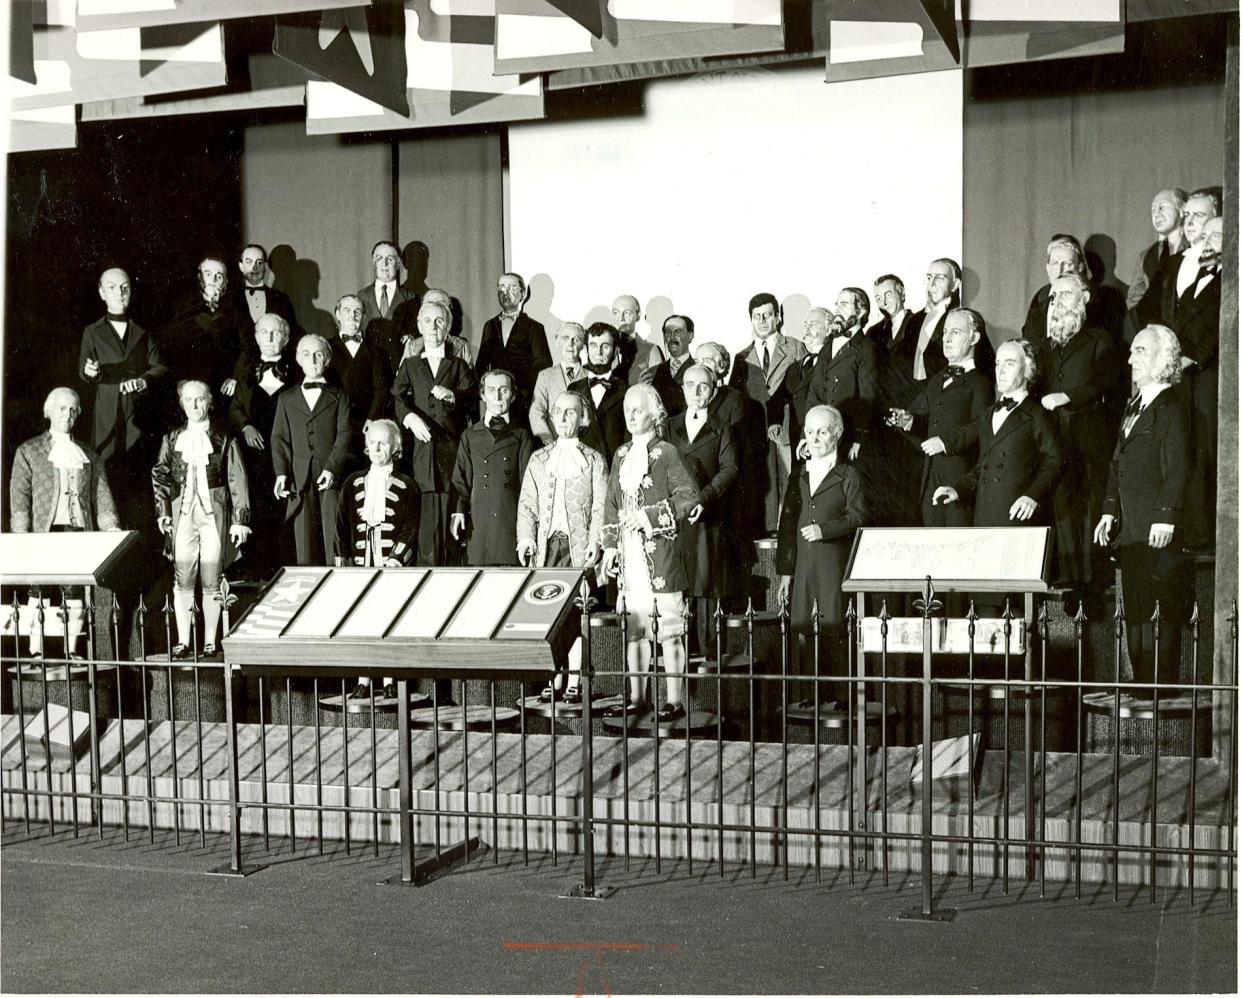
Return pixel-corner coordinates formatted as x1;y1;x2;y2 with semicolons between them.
12;190;1223;701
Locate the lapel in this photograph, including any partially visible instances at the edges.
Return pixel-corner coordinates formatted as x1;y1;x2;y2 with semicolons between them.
1049;328;1092;371
805;464;844;502
767;334;788;377
822;333;858;375
682;415;718;458
1178;270;1219;318
95;316;132;356
1120;389;1169;449
985;396;1033;453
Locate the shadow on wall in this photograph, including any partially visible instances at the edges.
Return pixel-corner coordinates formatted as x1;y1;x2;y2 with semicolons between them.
526;273;564;357
269;244;336;341
781;294;812;344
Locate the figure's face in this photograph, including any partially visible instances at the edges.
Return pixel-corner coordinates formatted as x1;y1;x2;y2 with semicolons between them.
750;302;779;340
296;339;329;379
98;269;131;315
1044;244;1082;284
587;334;616;368
551;396;584;439
1201;217;1224;265
802;309;829;355
418;307;448;348
1129;329;1160;388
925;261;955;306
336;297;364;336
497;275;524;312
366;427;395;466
994;342;1028;396
611;296;639;334
873;280;903;318
694;345;727;378
483;375;514;416
373;245;399;283
240;247;267;286
1183;196;1216;245
940;313;977;364
834;291;860;328
1151;191;1182;237
803;410;839;459
47;392;80;434
624;394;656;435
254;317;289;359
199;260;227;302
682;367;713;412
1048;276;1086;324
180;383;212;423
663;317;693;359
558;328;585;366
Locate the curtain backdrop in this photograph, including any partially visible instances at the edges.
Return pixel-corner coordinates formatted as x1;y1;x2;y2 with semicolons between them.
396;128;505;352
241;122;392;343
964;51;1225;344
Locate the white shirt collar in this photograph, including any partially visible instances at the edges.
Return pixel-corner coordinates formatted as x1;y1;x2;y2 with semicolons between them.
1139;382;1170;406
948;357;975;373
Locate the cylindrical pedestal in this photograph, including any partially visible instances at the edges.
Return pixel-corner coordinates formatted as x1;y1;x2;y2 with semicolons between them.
142;657;227;724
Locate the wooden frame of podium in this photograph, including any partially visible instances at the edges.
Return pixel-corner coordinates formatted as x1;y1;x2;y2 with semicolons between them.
842;526;1052;922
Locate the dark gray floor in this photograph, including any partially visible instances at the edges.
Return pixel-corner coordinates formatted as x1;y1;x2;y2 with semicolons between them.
0;827;1235;995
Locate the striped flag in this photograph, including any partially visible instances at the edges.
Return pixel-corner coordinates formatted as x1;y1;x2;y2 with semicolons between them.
305;0;544;135
493;0;786;77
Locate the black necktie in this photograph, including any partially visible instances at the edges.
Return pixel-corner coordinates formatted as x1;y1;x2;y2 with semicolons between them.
1124;394;1142;420
488;416;506;430
588;376;610;389
342;333;362;344
945;365;964;378
256;360;283;377
758;343;769;374
993;397;1017;413
1158;240;1169;265
303;381;327;391
246;286;263;296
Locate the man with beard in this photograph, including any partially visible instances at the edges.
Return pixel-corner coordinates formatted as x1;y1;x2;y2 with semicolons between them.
807;288;876;466
233;244;297;344
1027;274;1122;597
570;322;628;464
649;314;696;418
161;256;246;411
78;266;167;523
1126;189;1188;313
356;241;415;366
395;287;473;367
610;293;664;385
1022;235;1124;347
477;272;551;427
326;293;393;472
530;321;587;447
1136;187;1220;330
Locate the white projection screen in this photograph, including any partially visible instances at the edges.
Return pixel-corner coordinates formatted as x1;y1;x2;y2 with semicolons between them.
508;65;963;359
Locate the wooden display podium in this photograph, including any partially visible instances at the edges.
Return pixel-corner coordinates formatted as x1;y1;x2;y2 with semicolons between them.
842;526;1051;921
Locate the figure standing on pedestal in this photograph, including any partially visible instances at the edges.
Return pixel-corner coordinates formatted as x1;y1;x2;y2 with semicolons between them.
600;385;700;722
337;419;420;701
9;387;121;660
152;381;251;659
777;405;866;706
517;391;608;703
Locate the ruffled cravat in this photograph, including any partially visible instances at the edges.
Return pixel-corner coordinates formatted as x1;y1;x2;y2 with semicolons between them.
362;464;393;527
175;422;214;507
546;437;588;481
47;430;88;470
619;431;654;494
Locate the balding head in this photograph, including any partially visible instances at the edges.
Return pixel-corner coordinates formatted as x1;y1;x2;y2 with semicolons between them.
98;268;132;315
611;295;640;336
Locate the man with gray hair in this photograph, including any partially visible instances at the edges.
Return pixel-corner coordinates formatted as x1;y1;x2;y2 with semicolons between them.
395;288;473;367
477;272;551;428
1126;188;1188;312
530;321;587;446
611;293;664;385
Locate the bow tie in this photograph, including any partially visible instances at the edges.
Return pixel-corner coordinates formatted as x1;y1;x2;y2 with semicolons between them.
945;365;965;378
342;333;362;344
256;360;284;376
993;397;1018;413
488;416;507;430
588;376;610;388
303;380;327;391
245;286;264;295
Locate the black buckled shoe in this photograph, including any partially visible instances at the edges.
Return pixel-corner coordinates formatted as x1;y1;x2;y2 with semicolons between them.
655;702;686;722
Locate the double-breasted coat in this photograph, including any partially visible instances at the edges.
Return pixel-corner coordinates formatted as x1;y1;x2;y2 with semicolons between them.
451;421;534;566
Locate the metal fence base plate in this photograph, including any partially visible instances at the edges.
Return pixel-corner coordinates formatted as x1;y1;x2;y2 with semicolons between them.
206;863;260;878
896;906;957;922
560;883;618;900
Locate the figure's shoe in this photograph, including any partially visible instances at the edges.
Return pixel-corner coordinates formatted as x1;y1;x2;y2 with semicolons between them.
538;684;557;703
602;699;643;718
349;683;373;700
382;683;397;700
170;644;192;661
655;702;686;722
562;686;581;705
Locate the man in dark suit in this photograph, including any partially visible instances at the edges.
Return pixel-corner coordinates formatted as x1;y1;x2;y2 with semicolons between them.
78;266;167;522
356;240;415;367
234;244;297;345
570;322;628;465
1027;274;1123;593
934;339;1062;528
1134;187;1220;332
668;363;740;652
477;272;552;429
694;342;748;430
610;293;664;385
271;334;352;565
325;293;393;472
807;288;877;468
1125;188;1188;317
906;257;962;387
771;306;830;458
866;274;921;527
394;287;473;368
649;314;696;418
1095;325;1192;690
888;308;992;527
161;256;247;411
393;300;478;566
1022;234;1125;348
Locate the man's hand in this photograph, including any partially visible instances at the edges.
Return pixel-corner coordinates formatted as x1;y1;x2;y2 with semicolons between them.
601;548;620;578
516;538;536;565
229;524;251;547
242;426;265;451
886;408;914;432
848;442;861;461
933;486;958;506
767;424;782;443
119;377;147;394
778;575;792;604
431;385;455;404
315;470;335;491
795;439;810;461
404;413;432;442
1009;495;1037;521
921;436;946;456
83;358;100;379
220;378;238;397
1093;514;1115;546
583;544;600;567
450;513;466;539
274;475;290;499
157;515;173;536
1041;392;1071;411
800;523;824;542
687;503;704;524
384;557;403;568
1149;523;1175;549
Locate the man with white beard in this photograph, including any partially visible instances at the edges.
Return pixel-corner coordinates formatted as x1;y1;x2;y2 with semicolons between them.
1026;273;1122;601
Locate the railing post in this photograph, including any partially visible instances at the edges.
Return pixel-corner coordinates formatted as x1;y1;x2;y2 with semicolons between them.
210;579;253;877
899;577;954;922
564;578;615;899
